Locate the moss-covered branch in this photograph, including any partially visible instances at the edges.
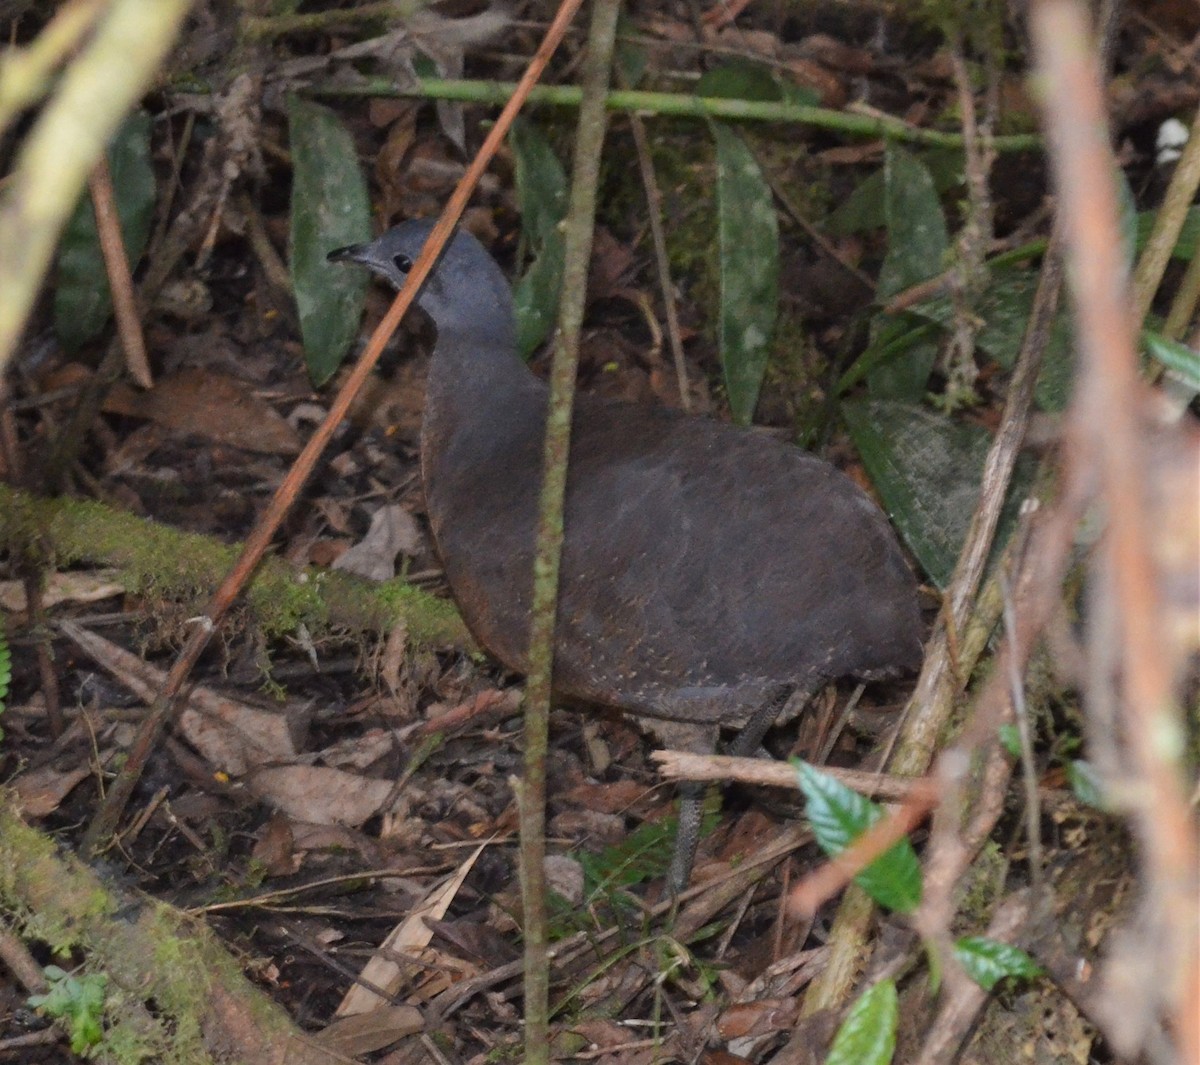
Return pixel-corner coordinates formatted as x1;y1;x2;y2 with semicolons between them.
0;485;471;650
0;796;348;1064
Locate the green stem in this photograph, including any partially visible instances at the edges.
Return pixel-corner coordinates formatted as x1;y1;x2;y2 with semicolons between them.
309;77;1043;151
519;0;622;1060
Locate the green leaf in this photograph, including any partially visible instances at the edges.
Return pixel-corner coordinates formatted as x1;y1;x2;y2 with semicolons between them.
827;170;887;236
1067;759;1108;810
509;117;568;357
998;723;1021;758
1135;205;1199;262
287;96;372;386
54;111;155;351
906;266;1075;411
841;399;1037;589
614;15;649;89
697;59;784;103
29;968;107;1054
1144;329;1200;391
863;316;941;402
1116;166;1140;274
866;145;949;399
878;144;949;302
795;762;922;913
954;936;1042;991
825;979;898;1065
0;618;10;715
714;121;778;425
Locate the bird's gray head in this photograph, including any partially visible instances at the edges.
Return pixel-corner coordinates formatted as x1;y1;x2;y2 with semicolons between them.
328;219;513;336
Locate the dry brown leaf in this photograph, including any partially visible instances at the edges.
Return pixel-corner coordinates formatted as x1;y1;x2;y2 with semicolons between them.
337;843;485;1016
0;570;124;612
60;621;304;774
247;765;395;827
12;764;92;817
333;504;422;582
316;1005;423;1057
103;368;301;455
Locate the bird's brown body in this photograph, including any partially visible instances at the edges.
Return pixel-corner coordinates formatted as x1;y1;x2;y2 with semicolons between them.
332;220;923;884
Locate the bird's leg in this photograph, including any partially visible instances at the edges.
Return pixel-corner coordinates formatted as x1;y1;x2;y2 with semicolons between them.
726;682;809;759
667;685;803;893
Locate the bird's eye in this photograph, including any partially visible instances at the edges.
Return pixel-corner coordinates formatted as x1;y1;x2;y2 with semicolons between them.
393;253;413;273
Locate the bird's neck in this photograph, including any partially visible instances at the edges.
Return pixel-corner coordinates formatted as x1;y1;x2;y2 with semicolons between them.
423;320;547;448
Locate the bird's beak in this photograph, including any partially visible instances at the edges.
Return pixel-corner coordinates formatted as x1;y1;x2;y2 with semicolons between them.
326;242;373;266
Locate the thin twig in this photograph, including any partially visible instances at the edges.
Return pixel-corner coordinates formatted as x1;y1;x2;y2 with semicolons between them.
520;0;621;1057
88;157;153;388
624;98;691;410
80;0;587;856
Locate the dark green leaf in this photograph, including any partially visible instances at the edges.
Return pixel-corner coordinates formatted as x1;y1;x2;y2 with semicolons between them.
878;144;948;301
509;117;568;357
714;122;778;425
954;936;1042;991
614;15;649;88
697;59;784;102
864;317;941;402
1135;205;1199;262
827;170;887;236
287;96;372;386
841;399;1037;588
907;267;1075;411
54;111;155;351
825;979;898;1065
795;762;922;913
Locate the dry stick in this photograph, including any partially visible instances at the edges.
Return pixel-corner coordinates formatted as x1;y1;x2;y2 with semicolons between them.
520;0;621;1057
1162;221;1200;344
80;0;587;857
799;111;1065;1035
1131;105;1200;328
0;0;191;375
624;96;692;410
88;157;153;388
652;751;921;801
914;890;1033;1065
1033;5;1198;1061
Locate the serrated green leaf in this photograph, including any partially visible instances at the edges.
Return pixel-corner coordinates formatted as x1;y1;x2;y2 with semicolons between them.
795;762;922;913
509;117;568;357
714;121;778;425
825;979;898;1065
1067;759;1108;810
54;111;155;351
954;936;1042;991
287;96;371;386
841;399;1037;588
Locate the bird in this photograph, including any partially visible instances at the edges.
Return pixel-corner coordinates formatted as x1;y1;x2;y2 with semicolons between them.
329;218;923;889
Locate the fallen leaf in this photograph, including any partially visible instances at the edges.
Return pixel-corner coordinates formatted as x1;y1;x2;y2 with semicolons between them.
103;368;301;454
